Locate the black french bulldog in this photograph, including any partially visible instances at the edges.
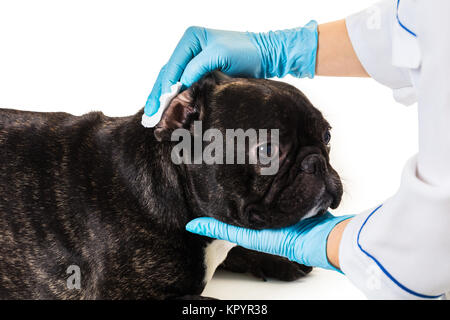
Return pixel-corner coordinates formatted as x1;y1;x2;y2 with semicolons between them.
0;71;342;299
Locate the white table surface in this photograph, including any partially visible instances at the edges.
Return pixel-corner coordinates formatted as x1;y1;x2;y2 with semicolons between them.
203;268;366;300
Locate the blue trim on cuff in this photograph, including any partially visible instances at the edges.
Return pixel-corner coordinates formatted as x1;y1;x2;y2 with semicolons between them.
396;0;417;37
357;204;443;299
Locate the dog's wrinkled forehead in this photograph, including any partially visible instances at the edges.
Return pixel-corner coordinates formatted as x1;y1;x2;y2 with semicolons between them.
205;78;327;137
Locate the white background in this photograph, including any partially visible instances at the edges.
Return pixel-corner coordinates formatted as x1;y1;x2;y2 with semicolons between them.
0;0;419;299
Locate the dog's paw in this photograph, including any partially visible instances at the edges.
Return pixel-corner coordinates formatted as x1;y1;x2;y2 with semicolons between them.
172;295;218;300
250;255;312;282
220;246;312;282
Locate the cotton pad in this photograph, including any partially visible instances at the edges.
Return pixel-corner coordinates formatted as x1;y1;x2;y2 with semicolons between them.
141;82;183;128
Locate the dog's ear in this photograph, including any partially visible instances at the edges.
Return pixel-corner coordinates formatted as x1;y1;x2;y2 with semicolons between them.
154;70;231;141
154;89;197;141
208;70;232;84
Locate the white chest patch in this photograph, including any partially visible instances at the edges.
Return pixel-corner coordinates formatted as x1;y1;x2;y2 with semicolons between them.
202;240;236;286
300;205;320;221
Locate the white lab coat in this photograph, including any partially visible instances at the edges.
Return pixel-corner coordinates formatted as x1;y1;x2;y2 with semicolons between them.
340;0;450;299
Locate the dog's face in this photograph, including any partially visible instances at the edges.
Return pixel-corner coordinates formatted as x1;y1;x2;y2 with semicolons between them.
154;71;342;229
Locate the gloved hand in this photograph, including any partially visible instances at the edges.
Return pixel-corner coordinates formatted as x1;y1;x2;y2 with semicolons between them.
186;212;353;272
144;21;318;120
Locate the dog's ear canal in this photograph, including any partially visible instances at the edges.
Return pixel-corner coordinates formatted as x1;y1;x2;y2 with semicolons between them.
154;89;200;142
154;70;229;142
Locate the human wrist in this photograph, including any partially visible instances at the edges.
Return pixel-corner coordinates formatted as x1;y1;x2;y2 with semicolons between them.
289;213;353;271
248;20;318;79
326;217;353;270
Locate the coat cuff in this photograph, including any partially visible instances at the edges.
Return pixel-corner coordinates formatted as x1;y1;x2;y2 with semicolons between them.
339;155;450;299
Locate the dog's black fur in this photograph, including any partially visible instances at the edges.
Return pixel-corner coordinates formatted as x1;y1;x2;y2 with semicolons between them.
0;71;342;299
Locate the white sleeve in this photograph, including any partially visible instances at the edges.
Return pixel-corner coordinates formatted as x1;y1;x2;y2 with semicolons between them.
345;0;416;105
339;156;450;300
340;0;450;299
339;155;450;300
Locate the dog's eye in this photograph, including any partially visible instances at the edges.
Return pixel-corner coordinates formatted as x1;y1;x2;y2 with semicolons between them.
323;129;331;145
257;143;279;164
259;144;272;156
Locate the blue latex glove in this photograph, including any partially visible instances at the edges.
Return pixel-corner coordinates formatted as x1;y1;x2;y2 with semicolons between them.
186;212;354;272
144;21;318;119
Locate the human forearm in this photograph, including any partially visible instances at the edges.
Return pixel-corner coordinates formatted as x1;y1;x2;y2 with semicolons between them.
315;19;368;77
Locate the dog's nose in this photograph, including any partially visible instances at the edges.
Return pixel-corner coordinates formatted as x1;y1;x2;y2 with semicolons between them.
300;154;326;175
